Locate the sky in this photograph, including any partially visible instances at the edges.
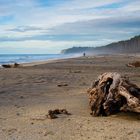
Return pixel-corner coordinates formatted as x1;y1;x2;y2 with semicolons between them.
0;0;140;54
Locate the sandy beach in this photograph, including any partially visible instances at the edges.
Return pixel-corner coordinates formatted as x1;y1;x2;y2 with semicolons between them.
0;55;140;140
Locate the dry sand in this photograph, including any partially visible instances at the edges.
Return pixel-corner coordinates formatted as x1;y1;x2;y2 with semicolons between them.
0;55;140;140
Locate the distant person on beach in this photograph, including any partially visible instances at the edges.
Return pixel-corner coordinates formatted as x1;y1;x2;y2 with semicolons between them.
83;52;86;57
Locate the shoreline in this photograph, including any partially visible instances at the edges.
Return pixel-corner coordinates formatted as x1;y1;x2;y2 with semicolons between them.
0;53;81;67
0;55;80;68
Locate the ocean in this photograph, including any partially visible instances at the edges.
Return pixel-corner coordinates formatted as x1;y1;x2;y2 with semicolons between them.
0;54;78;66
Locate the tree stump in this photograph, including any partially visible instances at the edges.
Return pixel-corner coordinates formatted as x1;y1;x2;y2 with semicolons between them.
87;72;140;116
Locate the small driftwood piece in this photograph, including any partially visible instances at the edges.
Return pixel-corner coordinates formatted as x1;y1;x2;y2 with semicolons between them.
87;72;140;116
46;109;71;119
57;83;68;87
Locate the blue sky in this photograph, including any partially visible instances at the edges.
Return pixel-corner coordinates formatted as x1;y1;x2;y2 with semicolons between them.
0;0;140;54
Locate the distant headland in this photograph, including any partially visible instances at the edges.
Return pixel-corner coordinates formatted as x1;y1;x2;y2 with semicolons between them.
61;35;140;54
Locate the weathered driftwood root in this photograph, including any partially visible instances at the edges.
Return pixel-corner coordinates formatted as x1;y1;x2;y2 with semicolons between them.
87;72;140;116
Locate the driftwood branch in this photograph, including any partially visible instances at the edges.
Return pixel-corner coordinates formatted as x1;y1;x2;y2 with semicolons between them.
126;61;140;67
87;72;140;116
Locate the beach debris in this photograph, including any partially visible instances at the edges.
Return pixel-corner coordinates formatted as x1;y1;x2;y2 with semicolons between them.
2;63;20;68
73;70;82;73
31;122;34;125
19;95;24;99
57;83;68;87
46;109;71;119
87;72;140;116
16;113;20;116
30;109;71;121
126;61;140;67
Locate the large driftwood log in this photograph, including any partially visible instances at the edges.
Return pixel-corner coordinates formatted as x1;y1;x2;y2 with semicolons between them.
2;63;20;68
87;72;140;116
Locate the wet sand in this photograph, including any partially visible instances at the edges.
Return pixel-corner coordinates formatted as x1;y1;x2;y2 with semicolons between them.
0;55;140;140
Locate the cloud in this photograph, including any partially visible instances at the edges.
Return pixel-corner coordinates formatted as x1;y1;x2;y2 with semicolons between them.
0;0;128;26
2;15;139;42
7;26;45;32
